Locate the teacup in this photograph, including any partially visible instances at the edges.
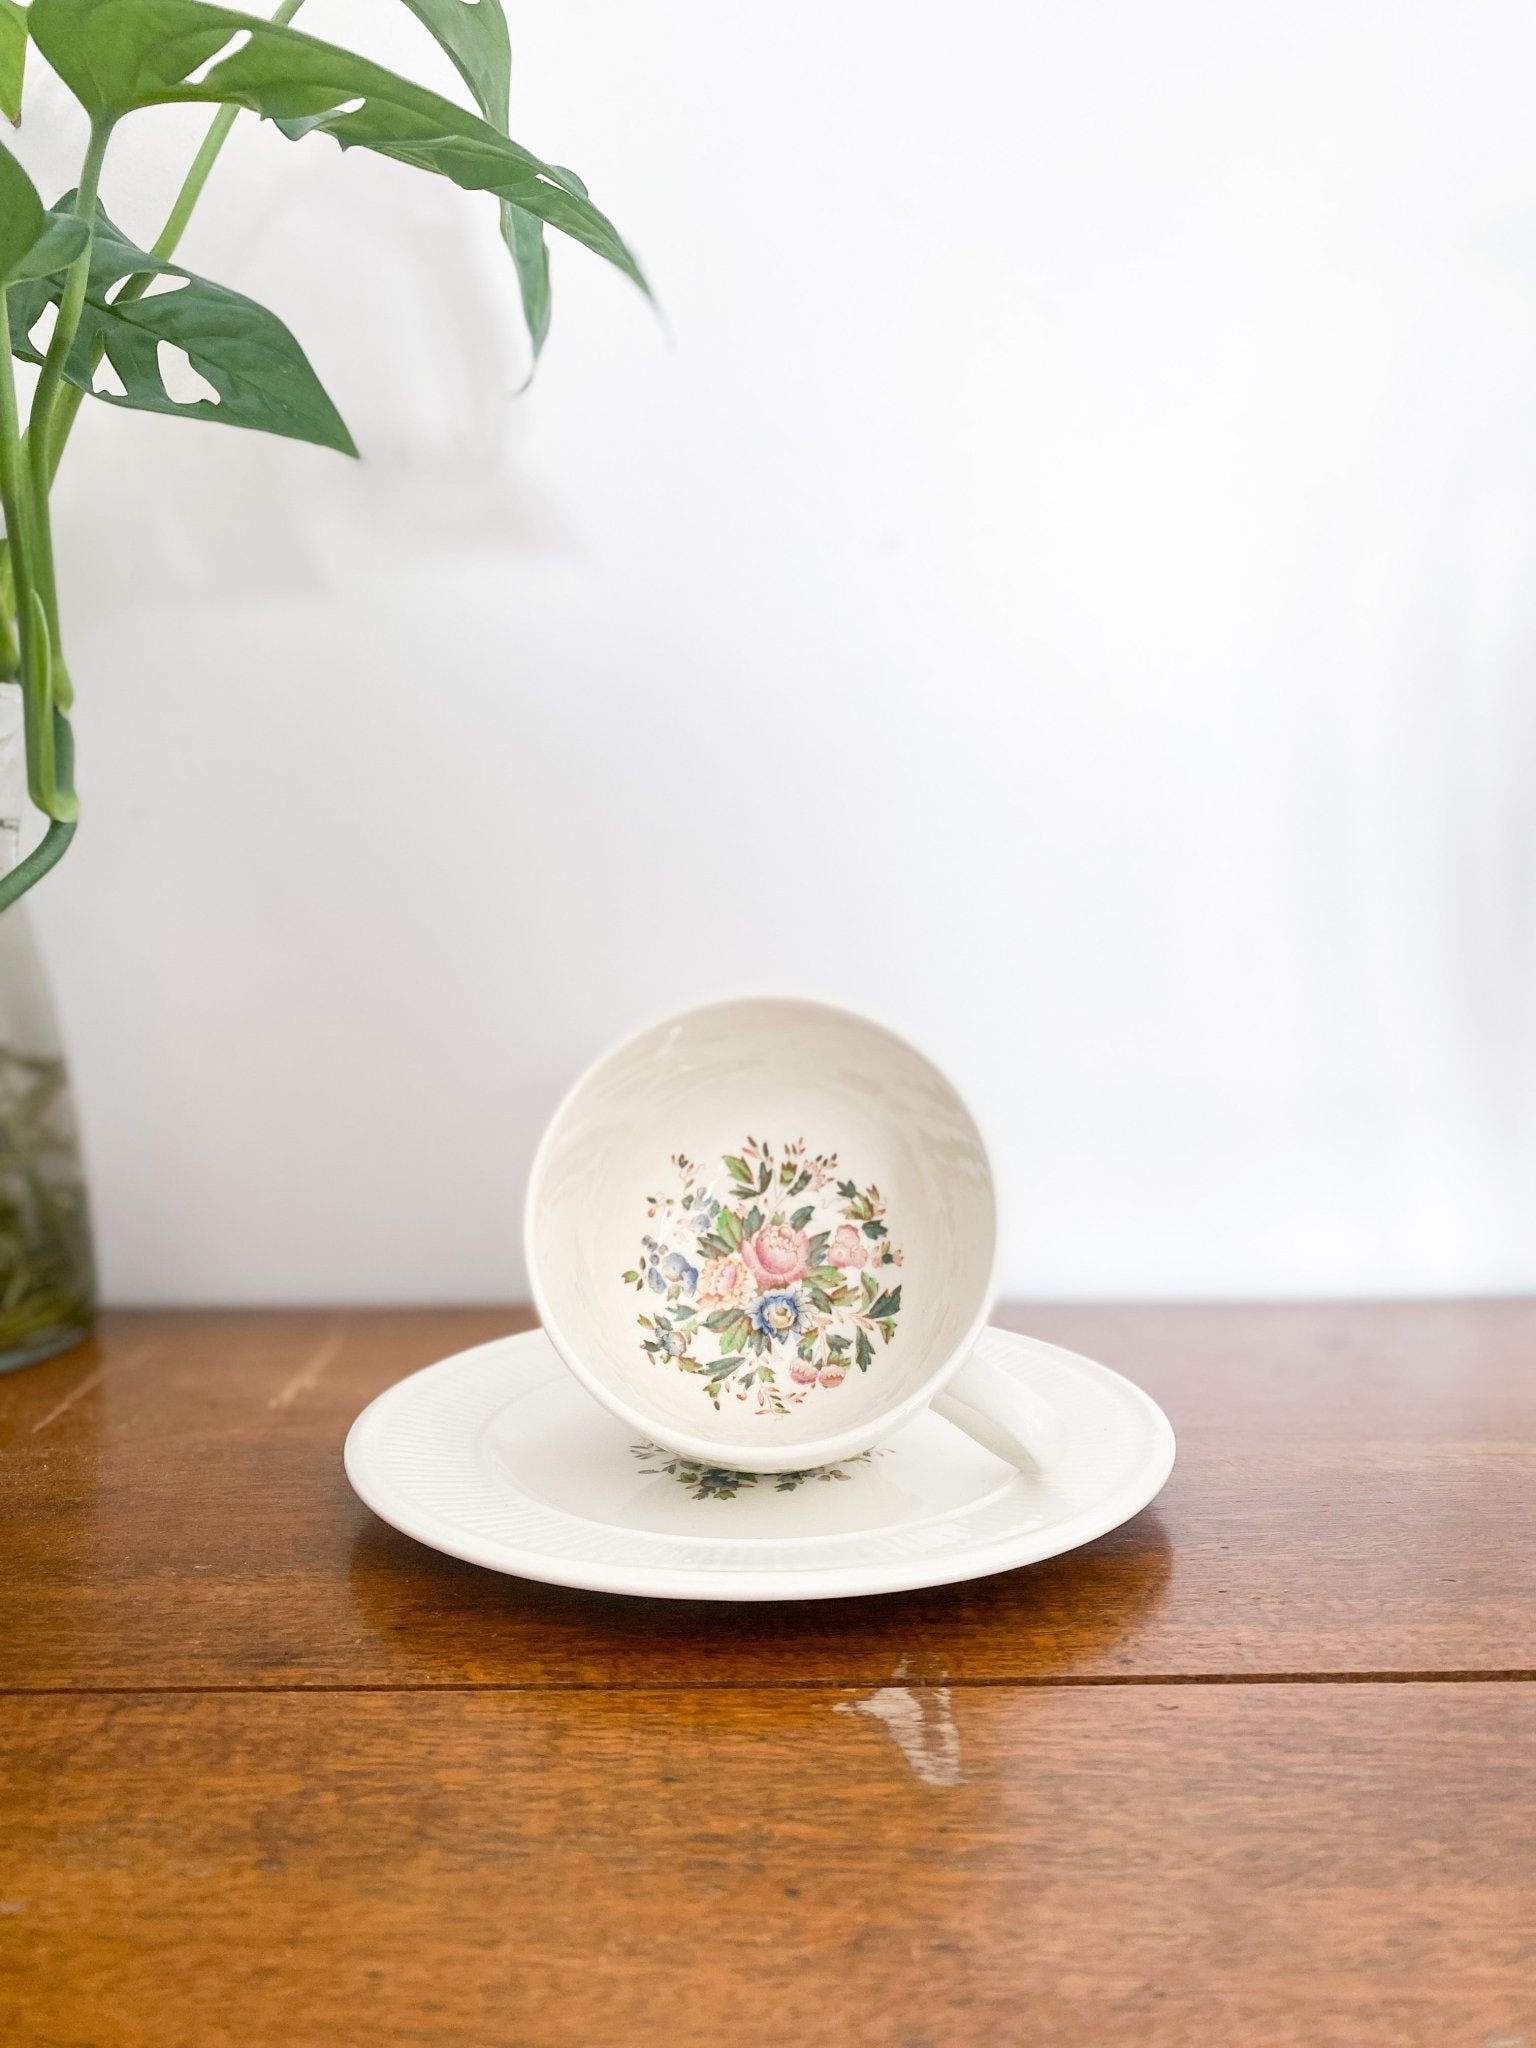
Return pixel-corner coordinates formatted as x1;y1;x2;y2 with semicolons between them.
525;997;1064;1475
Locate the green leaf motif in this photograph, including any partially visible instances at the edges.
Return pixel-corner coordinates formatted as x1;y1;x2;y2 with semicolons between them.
7;201;356;455
0;0;26;125
867;1286;902;1322
715;1208;744;1251
28;0;646;294
856;1328;874;1373
789;1205;815;1230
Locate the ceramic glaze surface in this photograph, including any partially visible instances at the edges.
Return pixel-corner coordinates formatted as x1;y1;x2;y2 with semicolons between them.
525;998;996;1470
342;1325;1176;1601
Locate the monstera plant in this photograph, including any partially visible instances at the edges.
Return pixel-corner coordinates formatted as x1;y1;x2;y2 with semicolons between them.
0;0;645;909
0;0;643;1371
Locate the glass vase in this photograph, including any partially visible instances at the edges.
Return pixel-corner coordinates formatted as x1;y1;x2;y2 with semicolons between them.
0;686;95;1372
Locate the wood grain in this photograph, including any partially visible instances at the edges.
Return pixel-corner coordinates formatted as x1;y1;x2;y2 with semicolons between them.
4;1304;1531;2047
2;1683;1531;2048
2;1302;1532;1689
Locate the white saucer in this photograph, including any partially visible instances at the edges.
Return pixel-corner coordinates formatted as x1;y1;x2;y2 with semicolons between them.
344;1325;1175;1602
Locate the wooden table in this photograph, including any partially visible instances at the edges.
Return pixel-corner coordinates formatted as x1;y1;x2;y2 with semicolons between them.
2;1302;1532;2047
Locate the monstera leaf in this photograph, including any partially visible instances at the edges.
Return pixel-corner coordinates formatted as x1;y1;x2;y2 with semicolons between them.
0;0;649;910
392;0;510;123
7;199;355;453
27;0;646;292
0;148;89;284
0;0;26;125
388;0;555;360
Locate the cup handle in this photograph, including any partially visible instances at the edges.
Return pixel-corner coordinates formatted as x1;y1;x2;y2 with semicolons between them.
929;1349;1067;1475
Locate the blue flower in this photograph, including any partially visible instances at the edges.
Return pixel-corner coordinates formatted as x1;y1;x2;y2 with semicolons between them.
646;1261;666;1294
661;1251;699;1293
750;1291;804;1344
657;1326;688;1358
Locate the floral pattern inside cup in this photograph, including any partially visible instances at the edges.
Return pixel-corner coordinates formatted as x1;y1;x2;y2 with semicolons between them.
623;1138;904;1415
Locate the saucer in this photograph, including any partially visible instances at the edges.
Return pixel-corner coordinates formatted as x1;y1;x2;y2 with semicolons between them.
344;1325;1174;1601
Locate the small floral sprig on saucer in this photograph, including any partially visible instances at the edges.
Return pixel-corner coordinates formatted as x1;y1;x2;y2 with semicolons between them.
631;1441;887;1501
622;1137;905;1415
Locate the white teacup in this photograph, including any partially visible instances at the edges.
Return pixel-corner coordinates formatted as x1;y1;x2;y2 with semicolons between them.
525;997;1064;1475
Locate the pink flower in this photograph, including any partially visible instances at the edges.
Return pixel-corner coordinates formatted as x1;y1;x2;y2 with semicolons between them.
819;1364;847;1389
828;1224;867;1270
789;1359;819;1386
741;1223;810;1293
697;1255;750;1307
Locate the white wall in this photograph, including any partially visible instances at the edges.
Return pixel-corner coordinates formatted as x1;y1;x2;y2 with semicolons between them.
9;0;1535;1304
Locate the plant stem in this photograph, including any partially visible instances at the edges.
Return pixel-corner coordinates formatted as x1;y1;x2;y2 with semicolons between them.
7;126;107;829
156;0;309;261
0;283;54;820
0;287;31;609
152;105;242;263
0;304;32;730
0;811;74;914
25;119;109;667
